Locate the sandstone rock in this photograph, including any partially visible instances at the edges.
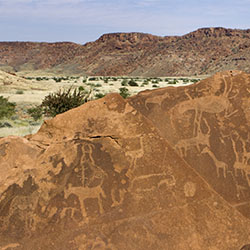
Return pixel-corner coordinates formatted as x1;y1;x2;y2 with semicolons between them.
129;70;250;219
0;86;250;249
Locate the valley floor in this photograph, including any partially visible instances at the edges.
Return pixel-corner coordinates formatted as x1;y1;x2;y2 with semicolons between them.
0;74;203;137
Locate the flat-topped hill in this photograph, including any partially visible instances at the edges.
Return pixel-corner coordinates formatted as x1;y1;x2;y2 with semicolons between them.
0;27;250;76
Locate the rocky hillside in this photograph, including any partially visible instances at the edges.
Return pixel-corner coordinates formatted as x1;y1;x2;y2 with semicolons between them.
0;27;250;76
0;71;250;249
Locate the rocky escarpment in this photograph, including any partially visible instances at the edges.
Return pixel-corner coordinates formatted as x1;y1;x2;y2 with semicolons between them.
0;71;250;249
0;27;250;76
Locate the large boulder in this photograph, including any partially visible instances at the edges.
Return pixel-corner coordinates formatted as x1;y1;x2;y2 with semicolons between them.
0;75;250;249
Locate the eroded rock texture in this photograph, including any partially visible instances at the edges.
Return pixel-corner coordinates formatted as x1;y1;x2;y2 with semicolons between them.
0;73;250;249
129;70;250;219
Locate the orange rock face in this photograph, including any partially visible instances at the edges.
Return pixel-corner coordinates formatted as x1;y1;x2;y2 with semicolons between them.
129;70;250;217
0;72;250;249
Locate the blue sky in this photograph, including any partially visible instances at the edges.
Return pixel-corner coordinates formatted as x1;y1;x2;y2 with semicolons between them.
0;0;249;44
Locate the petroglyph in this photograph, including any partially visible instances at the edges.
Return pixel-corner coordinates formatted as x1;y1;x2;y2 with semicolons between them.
1;72;250;249
231;135;250;186
0;243;20;250
201;147;228;178
184;182;196;197
131;171;176;194
145;92;171;110
173;75;237;136
174;118;211;157
64;181;106;218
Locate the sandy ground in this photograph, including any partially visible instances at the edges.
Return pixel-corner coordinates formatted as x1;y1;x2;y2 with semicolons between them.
0;72;202;137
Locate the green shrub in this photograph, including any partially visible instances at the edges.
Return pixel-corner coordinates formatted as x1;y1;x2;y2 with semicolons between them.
53;77;62;83
0;96;16;119
89;77;98;81
16;90;24;94
95;93;106;99
151;80;159;84
41;87;90;117
78;86;85;92
27;106;43;121
121;80;128;86
28;87;90;119
152;84;159;88
119;87;130;99
128;79;138;87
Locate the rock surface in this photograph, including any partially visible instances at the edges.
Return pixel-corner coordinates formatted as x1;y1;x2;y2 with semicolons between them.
129;70;250;218
0;27;250;76
1;72;250;249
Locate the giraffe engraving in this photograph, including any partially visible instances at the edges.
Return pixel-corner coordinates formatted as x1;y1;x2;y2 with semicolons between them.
201;147;228;178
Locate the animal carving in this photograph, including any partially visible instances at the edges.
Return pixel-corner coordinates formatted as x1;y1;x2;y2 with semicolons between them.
174;117;211;157
64;180;106;218
173;75;238;136
201;147;228;178
231;135;250;186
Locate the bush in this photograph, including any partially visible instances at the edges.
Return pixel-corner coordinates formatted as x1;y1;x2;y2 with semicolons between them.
119;87;130;99
53;77;62;83
121;80;128;86
28;87;91;119
0;96;16;119
128;79;138;87
27;106;43;121
42;87;90;117
89;77;98;81
95;93;106;99
78;86;85;92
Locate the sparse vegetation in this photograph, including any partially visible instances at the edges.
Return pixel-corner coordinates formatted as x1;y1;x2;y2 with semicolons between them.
121;79;128;86
0;96;16;120
27;106;43;121
127;79;138;87
89;77;98;81
95;93;106;99
119;87;130;99
28;87;90;119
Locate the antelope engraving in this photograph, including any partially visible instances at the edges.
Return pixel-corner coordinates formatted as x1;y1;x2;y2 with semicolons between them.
64;179;106;218
174;117;211;157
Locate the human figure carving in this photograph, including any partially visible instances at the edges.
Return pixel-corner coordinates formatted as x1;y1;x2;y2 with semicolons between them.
201;147;228;178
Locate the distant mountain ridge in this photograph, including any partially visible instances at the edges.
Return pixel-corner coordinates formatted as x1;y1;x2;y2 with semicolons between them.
0;27;250;76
